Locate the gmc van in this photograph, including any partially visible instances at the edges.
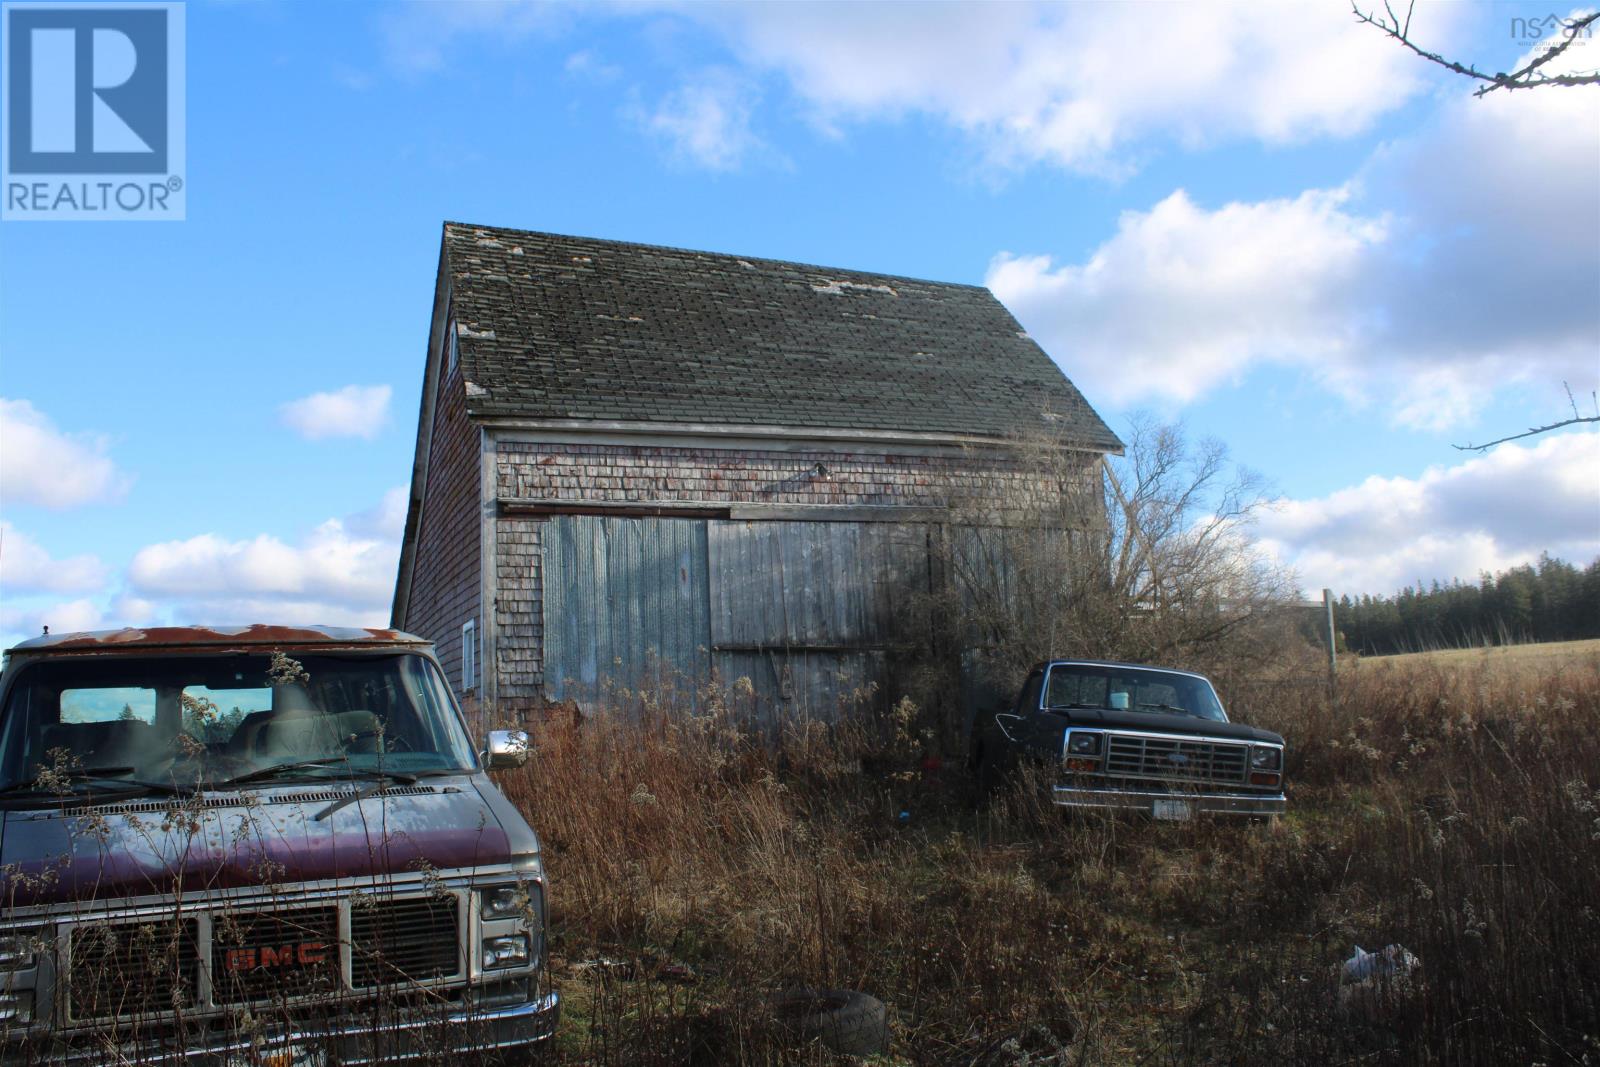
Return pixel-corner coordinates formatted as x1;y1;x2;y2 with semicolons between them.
0;625;557;1065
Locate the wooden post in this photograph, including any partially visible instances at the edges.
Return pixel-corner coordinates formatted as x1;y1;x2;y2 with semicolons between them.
1323;588;1337;701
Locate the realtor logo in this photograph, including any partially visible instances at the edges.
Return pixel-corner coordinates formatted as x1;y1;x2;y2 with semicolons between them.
3;2;185;220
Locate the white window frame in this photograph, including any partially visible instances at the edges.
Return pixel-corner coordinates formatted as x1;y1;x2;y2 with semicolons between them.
461;618;477;692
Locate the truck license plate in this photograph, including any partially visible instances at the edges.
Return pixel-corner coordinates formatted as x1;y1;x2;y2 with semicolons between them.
229;1045;326;1067
1152;799;1194;821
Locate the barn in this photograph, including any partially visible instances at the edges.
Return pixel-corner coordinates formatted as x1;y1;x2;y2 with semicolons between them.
391;222;1121;730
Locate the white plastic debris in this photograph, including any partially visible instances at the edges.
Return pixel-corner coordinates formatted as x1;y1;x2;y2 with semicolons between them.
1342;944;1418;982
1339;944;1420;1016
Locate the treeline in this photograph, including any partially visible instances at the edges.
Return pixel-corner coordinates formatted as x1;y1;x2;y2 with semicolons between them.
1336;555;1600;655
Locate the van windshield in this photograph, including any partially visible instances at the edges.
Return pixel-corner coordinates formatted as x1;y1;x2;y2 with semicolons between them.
0;652;477;794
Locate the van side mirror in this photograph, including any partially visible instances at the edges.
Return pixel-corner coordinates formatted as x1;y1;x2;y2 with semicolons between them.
484;729;530;770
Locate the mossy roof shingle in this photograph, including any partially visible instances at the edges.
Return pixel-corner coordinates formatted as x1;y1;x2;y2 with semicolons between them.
443;222;1120;450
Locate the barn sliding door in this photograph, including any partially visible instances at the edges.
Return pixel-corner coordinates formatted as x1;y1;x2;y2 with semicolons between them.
541;515;712;710
707;520;930;728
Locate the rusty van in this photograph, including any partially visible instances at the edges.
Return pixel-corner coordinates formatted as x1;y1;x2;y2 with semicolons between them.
0;625;557;1065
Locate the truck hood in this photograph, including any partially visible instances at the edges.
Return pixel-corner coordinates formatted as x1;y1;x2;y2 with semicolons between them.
0;775;512;906
1048;707;1283;745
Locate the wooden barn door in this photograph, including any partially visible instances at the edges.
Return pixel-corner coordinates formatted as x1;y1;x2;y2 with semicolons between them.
541;515;712;711
706;520;930;729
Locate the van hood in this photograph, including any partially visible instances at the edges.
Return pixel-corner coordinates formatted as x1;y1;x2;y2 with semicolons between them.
0;775;513;906
1048;707;1283;745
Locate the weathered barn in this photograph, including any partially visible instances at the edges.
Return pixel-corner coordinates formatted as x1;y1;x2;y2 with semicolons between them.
392;222;1121;727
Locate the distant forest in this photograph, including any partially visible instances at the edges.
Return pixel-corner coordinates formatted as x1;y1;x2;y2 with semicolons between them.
1336;555;1600;655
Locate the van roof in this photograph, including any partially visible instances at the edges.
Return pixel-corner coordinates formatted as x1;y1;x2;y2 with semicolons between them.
5;625;431;656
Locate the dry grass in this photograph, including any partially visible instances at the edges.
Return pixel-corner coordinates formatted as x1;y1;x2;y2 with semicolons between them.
497;647;1600;1066
1355;636;1600;670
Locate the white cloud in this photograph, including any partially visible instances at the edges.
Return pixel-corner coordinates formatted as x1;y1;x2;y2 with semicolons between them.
279;385;392;441
640;68;765;171
381;2;1460;176
565;49;621;83
0;598;105;643
126;488;406;626
988;188;1389;407
0;522;108;595
1256;432;1600;596
345;486;410;542
665;2;1463;176
988;43;1600;427
0;398;131;509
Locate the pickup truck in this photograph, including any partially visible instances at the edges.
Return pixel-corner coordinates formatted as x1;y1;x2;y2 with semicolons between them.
971;659;1286;820
0;625;558;1065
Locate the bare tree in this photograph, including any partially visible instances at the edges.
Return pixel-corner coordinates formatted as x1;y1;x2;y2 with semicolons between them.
1352;1;1600;95
1453;382;1600;451
932;417;1302;692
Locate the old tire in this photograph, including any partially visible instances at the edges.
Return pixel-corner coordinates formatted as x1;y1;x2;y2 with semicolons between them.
772;989;889;1055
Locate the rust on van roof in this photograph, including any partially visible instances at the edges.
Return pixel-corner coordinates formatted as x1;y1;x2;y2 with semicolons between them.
6;624;430;656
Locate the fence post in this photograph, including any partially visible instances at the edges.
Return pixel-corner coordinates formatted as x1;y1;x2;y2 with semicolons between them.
1323;587;1337;701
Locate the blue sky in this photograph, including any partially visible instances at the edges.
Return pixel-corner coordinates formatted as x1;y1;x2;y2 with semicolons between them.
2;0;1597;646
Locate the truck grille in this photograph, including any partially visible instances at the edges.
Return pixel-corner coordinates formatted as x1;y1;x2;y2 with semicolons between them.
61;892;464;1024
350;896;461;988
68;918;199;1021
1105;734;1249;784
212;905;340;1005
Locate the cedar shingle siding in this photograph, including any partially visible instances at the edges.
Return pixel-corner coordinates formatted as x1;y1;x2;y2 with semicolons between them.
394;223;1118;725
400;355;481;713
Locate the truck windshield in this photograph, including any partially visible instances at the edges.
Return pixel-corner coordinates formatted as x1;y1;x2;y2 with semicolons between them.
0;652;477;794
1043;664;1228;722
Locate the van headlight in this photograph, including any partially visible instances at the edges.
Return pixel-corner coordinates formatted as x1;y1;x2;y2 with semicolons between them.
481;934;531;970
479;885;526;921
0;931;39;971
0;992;32;1024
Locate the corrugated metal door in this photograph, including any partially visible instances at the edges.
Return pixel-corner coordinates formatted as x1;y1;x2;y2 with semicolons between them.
541;516;712;710
707;520;929;727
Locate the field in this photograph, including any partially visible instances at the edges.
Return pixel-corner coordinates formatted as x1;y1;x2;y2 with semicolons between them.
1357;636;1600;671
496;644;1600;1065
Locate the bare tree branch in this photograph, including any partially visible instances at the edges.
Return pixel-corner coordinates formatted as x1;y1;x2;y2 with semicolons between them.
1453;416;1600;451
1351;2;1600;95
1454;382;1600;450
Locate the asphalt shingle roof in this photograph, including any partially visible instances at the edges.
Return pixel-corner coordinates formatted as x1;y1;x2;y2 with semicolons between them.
442;222;1121;450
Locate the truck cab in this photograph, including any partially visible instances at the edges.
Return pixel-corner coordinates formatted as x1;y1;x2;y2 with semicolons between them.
0;625;557;1065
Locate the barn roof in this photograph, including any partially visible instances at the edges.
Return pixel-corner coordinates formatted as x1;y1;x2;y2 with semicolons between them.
441;222;1121;450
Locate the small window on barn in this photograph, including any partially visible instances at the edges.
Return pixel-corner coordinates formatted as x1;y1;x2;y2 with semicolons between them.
446;319;460;372
461;619;477;692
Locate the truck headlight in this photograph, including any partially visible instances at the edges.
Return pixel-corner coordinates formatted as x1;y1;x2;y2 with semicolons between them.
1251;746;1282;771
481;934;530;970
1066;732;1103;756
0;992;33;1024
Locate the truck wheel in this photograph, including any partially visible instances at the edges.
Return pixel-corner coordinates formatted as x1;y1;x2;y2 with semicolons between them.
974;750;1006;805
771;989;889;1055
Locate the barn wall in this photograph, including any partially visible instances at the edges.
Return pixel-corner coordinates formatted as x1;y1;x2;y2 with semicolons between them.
401;360;482;714
490;440;1098;720
495;441;1013;507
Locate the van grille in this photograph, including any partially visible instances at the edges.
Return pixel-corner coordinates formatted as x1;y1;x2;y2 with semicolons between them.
212;905;340;1005
68;919;199;1021
1105;734;1249;784
350;896;461;987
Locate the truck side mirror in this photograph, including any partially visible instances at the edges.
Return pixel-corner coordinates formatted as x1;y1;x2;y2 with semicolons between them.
484;729;530;769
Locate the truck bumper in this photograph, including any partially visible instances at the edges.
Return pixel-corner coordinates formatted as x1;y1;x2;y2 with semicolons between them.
1050;784;1286;818
5;991;559;1066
